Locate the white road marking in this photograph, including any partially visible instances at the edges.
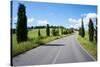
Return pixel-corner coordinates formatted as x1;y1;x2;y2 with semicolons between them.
52;46;63;64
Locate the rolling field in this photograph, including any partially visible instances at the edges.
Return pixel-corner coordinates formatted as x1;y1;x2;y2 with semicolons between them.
12;28;63;57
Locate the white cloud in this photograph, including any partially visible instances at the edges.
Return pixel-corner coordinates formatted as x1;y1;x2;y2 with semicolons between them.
82;13;97;26
28;18;35;23
68;18;81;23
68;18;81;29
13;17;35;23
68;18;77;23
82;13;97;18
37;20;48;25
68;13;97;29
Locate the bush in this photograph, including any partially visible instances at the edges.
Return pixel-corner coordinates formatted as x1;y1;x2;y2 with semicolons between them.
62;30;68;34
38;29;41;36
52;28;59;36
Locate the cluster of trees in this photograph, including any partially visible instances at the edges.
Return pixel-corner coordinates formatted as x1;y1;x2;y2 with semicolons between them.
38;29;41;36
52;28;59;36
15;4;75;43
61;28;74;35
28;25;66;30
79;17;97;42
37;24;74;37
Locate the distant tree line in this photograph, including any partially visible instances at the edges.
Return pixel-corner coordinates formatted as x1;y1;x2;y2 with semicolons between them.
12;25;67;33
28;25;66;29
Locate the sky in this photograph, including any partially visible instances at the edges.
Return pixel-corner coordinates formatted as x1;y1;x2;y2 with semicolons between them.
12;1;97;30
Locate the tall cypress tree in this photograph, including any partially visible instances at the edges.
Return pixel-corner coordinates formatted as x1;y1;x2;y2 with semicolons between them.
81;18;85;37
61;28;63;35
38;29;41;36
16;4;27;43
46;24;50;36
79;27;82;36
88;18;94;41
95;18;97;42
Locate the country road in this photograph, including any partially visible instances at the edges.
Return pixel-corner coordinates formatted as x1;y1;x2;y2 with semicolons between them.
12;33;95;66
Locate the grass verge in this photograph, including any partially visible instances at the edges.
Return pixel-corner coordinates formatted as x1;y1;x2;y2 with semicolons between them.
12;36;60;57
78;35;97;60
12;28;74;57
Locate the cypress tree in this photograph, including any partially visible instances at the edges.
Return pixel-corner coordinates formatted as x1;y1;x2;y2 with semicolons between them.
52;28;56;36
95;18;97;42
81;18;85;37
16;4;27;43
38;29;41;36
61;28;63;35
46;24;50;36
58;27;60;36
79;27;82;36
88;18;94;41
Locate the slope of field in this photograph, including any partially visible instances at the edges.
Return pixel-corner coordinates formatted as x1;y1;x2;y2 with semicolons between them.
12;28;63;57
78;32;97;59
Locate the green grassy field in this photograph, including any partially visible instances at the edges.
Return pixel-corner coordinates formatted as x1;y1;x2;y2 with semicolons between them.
12;28;64;57
78;32;97;59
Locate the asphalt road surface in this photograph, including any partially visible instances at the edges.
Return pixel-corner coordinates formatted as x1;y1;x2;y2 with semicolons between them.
12;33;95;66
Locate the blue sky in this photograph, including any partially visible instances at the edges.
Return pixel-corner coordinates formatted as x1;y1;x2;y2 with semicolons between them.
12;1;97;30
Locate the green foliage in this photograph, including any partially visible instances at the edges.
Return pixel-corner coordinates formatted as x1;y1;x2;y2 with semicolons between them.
68;28;74;34
79;27;82;36
78;32;97;59
16;4;27;43
52;28;59;36
81;18;85;37
61;28;74;35
88;18;94;41
79;18;85;37
94;18;97;42
61;28;63;35
57;28;60;35
62;30;68;34
12;29;61;57
38;29;41;36
46;24;50;36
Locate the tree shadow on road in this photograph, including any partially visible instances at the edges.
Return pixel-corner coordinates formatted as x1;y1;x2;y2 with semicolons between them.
41;44;65;46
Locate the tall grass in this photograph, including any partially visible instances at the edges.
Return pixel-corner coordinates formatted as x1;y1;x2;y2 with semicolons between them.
78;32;97;59
12;28;62;57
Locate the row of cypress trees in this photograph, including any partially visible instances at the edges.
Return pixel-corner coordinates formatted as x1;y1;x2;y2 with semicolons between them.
37;24;60;37
16;3;97;43
16;3;74;43
16;4;51;43
38;24;50;37
79;17;97;42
